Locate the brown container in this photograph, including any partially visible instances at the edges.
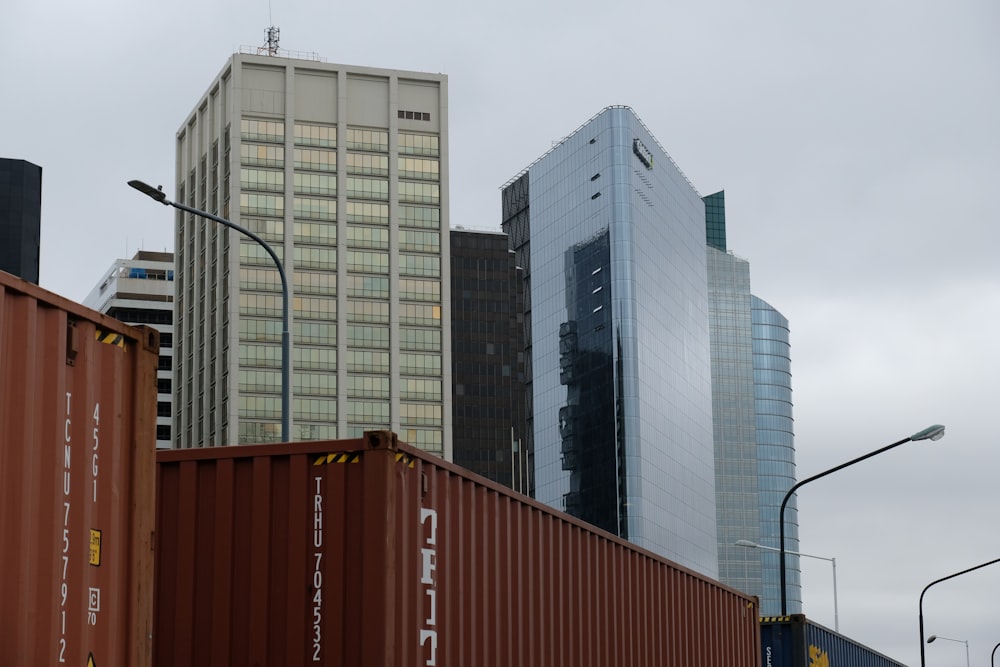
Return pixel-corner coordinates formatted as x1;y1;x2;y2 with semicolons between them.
155;431;760;666
0;271;158;666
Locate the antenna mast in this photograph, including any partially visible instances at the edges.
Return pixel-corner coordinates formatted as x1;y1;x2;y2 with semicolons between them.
263;26;280;56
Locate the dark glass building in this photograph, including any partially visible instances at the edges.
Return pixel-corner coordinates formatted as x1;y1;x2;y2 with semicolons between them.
0;158;42;283
450;229;529;492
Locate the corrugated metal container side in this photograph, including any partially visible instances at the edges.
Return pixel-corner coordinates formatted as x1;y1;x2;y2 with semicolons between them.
761;614;907;667
0;271;158;666
155;431;761;666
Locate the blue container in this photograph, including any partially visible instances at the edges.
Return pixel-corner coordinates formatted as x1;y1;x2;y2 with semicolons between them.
761;615;907;667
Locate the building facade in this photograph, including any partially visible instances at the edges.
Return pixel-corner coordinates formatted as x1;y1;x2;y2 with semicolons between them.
174;52;450;454
705;189;800;614
0;158;42;283
502;106;718;576
450;229;529;491
84;251;175;449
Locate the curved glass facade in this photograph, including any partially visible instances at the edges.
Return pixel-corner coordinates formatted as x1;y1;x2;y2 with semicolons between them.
503;107;717;576
752;295;799;614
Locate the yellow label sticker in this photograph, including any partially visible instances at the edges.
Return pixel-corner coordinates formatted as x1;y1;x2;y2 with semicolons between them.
89;529;102;566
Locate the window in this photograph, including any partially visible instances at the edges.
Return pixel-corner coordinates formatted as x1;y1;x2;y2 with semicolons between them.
240;193;284;217
239;294;282;317
403;428;443;454
294;271;336;295
294;398;337;421
398;205;440;229
294;123;336;147
399;230;440;252
346;275;389;299
240;144;284;167
399;352;441;376
241;168;284;192
400;378;442;401
348;400;389;423
398;132;439;156
239;395;281;418
294;173;336;196
400;403;442;426
239;343;281;368
345;350;389;373
240;267;280;291
240;240;283;266
241;119;285;143
399;304;441;327
346;128;388;152
398;157;439;181
346;177;388;201
346;324;389;349
294;247;336;270
293;221;336;245
398;181;439;204
347;376;389;399
399;254;440;277
293;296;336;319
293;148;336;171
347;300;389;323
347;202;389;225
294;423;338;441
346;226;389;249
400;327;441;351
239;369;280;392
241;318;282;342
294;347;336;370
295;321;335;345
346;153;389;176
347;251;389;274
399;278;440;302
293;197;335;221
244;217;284;242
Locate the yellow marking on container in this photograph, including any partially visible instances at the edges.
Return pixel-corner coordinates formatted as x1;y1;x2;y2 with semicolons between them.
313;452;362;465
94;330;125;348
88;652;97;667
89;529;102;566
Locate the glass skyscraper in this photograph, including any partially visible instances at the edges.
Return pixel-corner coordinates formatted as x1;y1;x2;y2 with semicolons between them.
705;189;799;614
502;106;718;576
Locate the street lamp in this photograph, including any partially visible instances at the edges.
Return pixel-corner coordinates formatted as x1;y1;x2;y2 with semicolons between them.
128;179;291;443
779;424;945;616
919;556;1000;667
992;640;1000;667
736;539;839;632
927;635;969;667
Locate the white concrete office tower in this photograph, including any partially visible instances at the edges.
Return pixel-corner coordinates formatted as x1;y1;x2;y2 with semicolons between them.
502;106;718;576
173;51;450;455
84;251;175;449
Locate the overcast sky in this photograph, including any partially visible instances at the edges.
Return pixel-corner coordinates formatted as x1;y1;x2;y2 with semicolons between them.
5;0;998;662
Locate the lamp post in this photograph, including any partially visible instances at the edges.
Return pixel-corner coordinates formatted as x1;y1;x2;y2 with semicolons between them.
992;640;1000;667
926;635;970;667
919;556;1000;667
128;179;291;443
779;424;945;616
736;539;839;632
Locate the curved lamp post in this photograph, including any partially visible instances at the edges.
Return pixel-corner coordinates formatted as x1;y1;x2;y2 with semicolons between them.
128;179;291;443
779;424;945;616
919;556;1000;667
991;640;1000;667
736;539;839;632
927;635;969;667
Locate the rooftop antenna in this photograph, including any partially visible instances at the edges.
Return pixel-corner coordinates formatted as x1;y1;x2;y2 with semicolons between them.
263;25;280;56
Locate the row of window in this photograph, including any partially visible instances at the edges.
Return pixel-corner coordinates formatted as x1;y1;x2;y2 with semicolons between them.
238;317;442;352
239;397;442;425
240;204;438;230
240;120;439;157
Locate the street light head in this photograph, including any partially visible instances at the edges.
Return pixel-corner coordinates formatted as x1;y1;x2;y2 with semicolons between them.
911;424;946;442
927;635;938;643
128;179;168;204
735;540;759;548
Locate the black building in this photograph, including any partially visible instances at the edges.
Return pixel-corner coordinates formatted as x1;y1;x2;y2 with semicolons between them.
450;229;530;493
0;159;42;283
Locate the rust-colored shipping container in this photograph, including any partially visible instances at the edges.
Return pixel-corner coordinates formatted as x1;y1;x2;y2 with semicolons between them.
0;271;158;666
155;431;760;666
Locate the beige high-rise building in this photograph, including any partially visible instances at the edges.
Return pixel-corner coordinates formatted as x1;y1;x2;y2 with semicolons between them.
173;49;450;457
